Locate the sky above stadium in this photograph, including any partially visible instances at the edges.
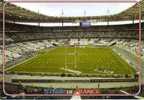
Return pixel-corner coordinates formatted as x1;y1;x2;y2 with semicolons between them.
12;2;136;17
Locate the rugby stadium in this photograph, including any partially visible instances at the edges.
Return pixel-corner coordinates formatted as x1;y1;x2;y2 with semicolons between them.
0;0;144;99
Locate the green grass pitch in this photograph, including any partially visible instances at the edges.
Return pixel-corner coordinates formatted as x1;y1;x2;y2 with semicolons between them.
7;46;135;76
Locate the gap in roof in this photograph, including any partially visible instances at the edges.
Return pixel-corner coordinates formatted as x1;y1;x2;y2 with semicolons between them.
12;3;136;17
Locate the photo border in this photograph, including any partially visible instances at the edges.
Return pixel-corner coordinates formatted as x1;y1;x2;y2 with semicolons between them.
2;0;142;97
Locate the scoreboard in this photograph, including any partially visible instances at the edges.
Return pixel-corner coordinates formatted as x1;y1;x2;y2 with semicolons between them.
80;20;91;28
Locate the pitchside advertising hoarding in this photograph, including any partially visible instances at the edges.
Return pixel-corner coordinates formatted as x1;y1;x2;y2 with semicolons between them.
43;88;100;95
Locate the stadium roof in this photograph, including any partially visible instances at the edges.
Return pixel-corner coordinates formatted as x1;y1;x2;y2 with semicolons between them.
0;2;59;22
0;0;143;22
116;0;144;20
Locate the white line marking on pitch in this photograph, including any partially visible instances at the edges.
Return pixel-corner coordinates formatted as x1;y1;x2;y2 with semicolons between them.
61;68;81;74
5;47;56;71
5;55;37;71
